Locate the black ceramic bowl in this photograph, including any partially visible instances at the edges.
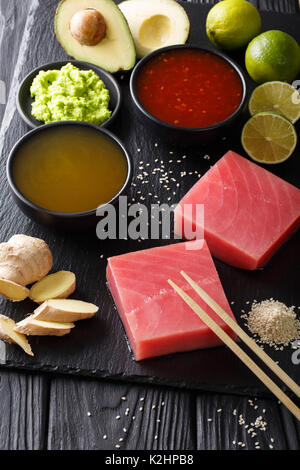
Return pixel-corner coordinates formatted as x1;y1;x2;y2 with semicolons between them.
17;60;121;129
6;122;132;230
130;44;247;146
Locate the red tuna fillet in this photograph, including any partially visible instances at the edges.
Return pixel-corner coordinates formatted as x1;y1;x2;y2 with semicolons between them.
174;151;300;270
107;240;236;361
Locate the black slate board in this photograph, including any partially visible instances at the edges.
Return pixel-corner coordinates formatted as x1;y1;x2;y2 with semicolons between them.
0;0;299;397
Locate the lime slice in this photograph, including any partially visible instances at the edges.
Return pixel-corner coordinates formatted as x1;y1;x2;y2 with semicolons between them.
241;112;297;164
249;82;300;124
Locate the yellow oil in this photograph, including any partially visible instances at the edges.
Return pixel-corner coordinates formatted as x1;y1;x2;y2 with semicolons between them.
13;125;128;213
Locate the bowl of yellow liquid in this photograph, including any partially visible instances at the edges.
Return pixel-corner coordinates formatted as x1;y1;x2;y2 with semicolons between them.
7;122;132;229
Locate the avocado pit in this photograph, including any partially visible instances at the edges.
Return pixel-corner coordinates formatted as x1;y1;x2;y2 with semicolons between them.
70;9;106;46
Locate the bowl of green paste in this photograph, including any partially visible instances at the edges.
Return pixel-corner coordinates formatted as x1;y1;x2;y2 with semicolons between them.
17;61;121;129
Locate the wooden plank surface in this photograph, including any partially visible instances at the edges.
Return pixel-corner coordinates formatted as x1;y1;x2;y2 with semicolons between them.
196;393;300;450
0;371;48;450
47;378;195;450
0;0;299;451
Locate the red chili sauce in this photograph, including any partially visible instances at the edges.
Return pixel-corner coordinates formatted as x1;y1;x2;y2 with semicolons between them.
136;49;243;128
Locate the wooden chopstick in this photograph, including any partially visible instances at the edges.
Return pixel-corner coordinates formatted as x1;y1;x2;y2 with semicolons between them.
168;278;300;421
180;270;300;400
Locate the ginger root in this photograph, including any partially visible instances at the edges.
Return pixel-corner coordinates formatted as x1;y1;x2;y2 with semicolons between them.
0;314;33;356
33;299;98;322
14;317;75;336
0;235;52;301
29;271;76;304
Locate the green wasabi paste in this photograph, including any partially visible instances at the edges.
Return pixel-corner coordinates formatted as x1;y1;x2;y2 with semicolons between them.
30;63;111;125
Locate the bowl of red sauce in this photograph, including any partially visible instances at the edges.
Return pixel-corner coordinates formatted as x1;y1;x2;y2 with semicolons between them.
130;45;247;145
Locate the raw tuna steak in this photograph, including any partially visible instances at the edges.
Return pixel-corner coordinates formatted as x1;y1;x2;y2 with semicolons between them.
174;151;300;270
107;240;236;361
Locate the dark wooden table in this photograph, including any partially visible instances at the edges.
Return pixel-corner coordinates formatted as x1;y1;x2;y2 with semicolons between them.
0;0;299;451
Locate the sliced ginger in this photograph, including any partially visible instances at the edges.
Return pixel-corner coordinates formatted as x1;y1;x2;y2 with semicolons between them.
33;299;98;322
0;314;33;356
0;279;29;302
29;271;76;304
15;316;75;336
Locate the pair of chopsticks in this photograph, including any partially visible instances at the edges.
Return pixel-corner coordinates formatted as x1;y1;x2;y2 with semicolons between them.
168;271;300;421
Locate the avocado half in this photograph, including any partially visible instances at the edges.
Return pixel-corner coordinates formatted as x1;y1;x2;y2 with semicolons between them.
55;0;136;73
119;0;190;58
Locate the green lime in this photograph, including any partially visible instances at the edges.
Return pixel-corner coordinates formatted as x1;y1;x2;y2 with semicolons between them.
249;81;300;124
241;112;297;164
245;30;300;83
206;0;261;50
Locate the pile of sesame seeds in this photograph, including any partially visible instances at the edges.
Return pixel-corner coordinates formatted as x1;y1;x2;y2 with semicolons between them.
242;299;300;350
